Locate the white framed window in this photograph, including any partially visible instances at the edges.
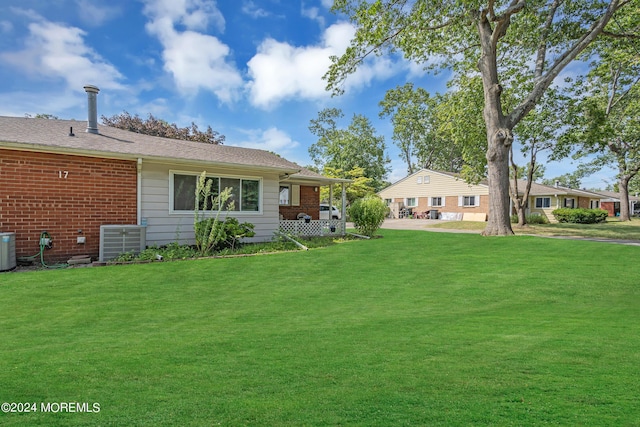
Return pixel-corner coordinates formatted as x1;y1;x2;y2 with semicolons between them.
564;198;575;208
406;197;417;207
384;198;392;206
279;185;290;205
459;195;480;207
170;171;261;213
535;197;551;208
430;197;443;207
416;176;423;184
590;200;600;209
423;175;430;184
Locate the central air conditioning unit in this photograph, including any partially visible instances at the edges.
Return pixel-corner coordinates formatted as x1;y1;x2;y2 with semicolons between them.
0;232;17;272
99;225;147;262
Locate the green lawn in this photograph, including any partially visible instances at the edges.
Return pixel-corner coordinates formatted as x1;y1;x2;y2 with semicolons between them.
1;230;639;426
431;217;640;240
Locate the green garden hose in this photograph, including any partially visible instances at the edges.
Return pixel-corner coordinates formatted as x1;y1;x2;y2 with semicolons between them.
16;231;68;269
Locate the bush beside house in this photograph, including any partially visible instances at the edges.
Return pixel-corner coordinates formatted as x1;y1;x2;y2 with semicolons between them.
349;196;388;237
552;208;609;224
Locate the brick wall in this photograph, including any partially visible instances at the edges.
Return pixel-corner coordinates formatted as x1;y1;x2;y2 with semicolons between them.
442;195;490;215
578;197;590;209
279;185;320;219
0;149;137;261
601;201;617;216
391;196;490;217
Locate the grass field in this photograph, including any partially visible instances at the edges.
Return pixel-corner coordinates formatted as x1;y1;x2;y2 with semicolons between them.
431;217;640;240
1;230;639;426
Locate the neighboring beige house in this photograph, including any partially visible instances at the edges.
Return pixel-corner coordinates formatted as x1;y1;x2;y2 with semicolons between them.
378;169;490;220
378;169;605;223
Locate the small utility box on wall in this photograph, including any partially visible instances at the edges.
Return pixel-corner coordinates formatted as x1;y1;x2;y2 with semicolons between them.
99;225;147;262
0;232;17;272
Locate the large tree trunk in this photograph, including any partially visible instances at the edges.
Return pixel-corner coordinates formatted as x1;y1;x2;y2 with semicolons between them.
483;125;515;235
618;175;631;221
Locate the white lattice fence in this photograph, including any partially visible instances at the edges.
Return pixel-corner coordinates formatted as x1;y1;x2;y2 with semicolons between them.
279;220;344;236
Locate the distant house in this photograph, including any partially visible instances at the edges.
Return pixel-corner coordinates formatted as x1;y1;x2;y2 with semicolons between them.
522;181;604;221
378;169;605;223
590;190;640;217
378;169;490;221
0;86;348;262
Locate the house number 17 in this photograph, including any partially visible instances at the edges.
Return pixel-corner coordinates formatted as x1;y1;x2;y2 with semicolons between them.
58;171;69;179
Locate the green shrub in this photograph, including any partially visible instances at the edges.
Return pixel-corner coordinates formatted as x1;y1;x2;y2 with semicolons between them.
510;214;549;224
348;195;388;237
195;217;255;253
193;171;234;256
552;208;608;224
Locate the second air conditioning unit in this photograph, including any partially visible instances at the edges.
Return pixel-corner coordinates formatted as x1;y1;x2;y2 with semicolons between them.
99;225;146;262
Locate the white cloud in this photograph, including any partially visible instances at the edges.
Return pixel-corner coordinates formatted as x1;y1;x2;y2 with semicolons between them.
246;38;332;108
242;0;270;19
232;127;300;155
0;15;124;91
160;30;243;101
75;0;121;26
143;0;242;102
301;4;325;27
143;0;225;32
246;21;403;109
246;22;354;109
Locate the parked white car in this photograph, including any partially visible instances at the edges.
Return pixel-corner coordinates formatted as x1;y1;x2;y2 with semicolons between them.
319;204;341;220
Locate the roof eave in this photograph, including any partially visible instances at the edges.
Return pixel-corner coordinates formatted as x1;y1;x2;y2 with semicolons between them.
0;141;302;175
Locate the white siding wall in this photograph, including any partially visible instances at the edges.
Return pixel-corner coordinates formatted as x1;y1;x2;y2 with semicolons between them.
378;170;489;200
141;161;280;247
528;195;561;223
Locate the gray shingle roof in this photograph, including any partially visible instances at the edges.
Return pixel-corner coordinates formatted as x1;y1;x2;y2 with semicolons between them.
592;190;640;202
289;167;351;184
516;180;603;198
0;116;303;173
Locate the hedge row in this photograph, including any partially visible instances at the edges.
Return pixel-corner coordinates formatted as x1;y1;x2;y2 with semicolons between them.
551;208;609;224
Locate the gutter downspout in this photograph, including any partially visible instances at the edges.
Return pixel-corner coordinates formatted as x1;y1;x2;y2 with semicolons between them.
137;158;143;225
341;183;347;235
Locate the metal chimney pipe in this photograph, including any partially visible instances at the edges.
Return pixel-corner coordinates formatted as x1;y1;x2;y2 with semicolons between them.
83;85;100;134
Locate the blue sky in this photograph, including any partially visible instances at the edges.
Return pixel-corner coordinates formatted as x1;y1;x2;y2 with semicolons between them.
0;0;615;188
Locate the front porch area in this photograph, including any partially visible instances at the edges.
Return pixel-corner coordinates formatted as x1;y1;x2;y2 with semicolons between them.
278;168;350;237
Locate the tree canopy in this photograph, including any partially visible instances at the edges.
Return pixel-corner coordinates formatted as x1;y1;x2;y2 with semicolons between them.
559;7;640;220
380;83;465;175
308;108;390;192
102;112;225;145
